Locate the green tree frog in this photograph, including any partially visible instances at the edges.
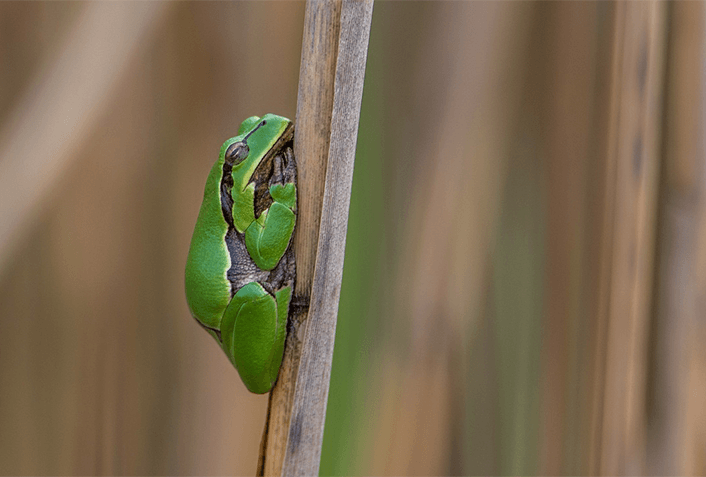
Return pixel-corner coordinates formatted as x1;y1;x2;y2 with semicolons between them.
185;114;296;394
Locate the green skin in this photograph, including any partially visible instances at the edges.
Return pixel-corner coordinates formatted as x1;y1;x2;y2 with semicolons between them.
185;114;296;394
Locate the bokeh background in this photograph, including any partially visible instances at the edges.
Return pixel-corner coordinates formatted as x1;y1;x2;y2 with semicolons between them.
1;2;704;475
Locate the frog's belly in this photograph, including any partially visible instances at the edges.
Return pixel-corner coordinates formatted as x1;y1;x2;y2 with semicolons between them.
226;229;268;292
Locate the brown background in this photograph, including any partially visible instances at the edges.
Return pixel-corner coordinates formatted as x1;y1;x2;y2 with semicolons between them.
0;2;704;475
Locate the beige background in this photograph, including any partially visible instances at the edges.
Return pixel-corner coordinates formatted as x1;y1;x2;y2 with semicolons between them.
0;2;704;475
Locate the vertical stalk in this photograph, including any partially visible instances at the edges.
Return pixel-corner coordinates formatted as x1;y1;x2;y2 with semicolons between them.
259;1;373;475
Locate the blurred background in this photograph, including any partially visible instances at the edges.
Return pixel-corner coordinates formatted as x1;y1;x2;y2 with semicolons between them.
0;1;704;475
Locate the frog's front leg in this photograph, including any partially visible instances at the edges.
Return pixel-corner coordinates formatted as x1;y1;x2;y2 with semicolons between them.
245;148;297;271
220;282;291;394
270;146;296;187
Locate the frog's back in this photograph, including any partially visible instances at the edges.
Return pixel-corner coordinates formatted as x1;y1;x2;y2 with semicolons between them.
185;157;231;329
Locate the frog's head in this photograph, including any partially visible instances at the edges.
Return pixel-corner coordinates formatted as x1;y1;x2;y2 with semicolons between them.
223;114;291;188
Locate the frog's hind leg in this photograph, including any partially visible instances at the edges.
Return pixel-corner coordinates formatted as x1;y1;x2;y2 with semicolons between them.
220;282;283;394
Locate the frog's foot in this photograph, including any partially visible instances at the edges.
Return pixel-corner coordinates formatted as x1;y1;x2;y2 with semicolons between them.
269;147;296;188
282;147;296;183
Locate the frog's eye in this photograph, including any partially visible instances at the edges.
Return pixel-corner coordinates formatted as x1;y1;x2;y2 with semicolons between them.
225;141;249;165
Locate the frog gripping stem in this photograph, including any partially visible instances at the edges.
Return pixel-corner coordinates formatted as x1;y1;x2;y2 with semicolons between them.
185;114;297;394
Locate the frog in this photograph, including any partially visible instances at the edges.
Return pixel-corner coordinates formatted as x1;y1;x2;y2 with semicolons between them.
185;113;296;394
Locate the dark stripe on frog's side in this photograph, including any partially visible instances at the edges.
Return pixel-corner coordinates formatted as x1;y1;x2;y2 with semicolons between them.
219;152;268;298
219;155;236;229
